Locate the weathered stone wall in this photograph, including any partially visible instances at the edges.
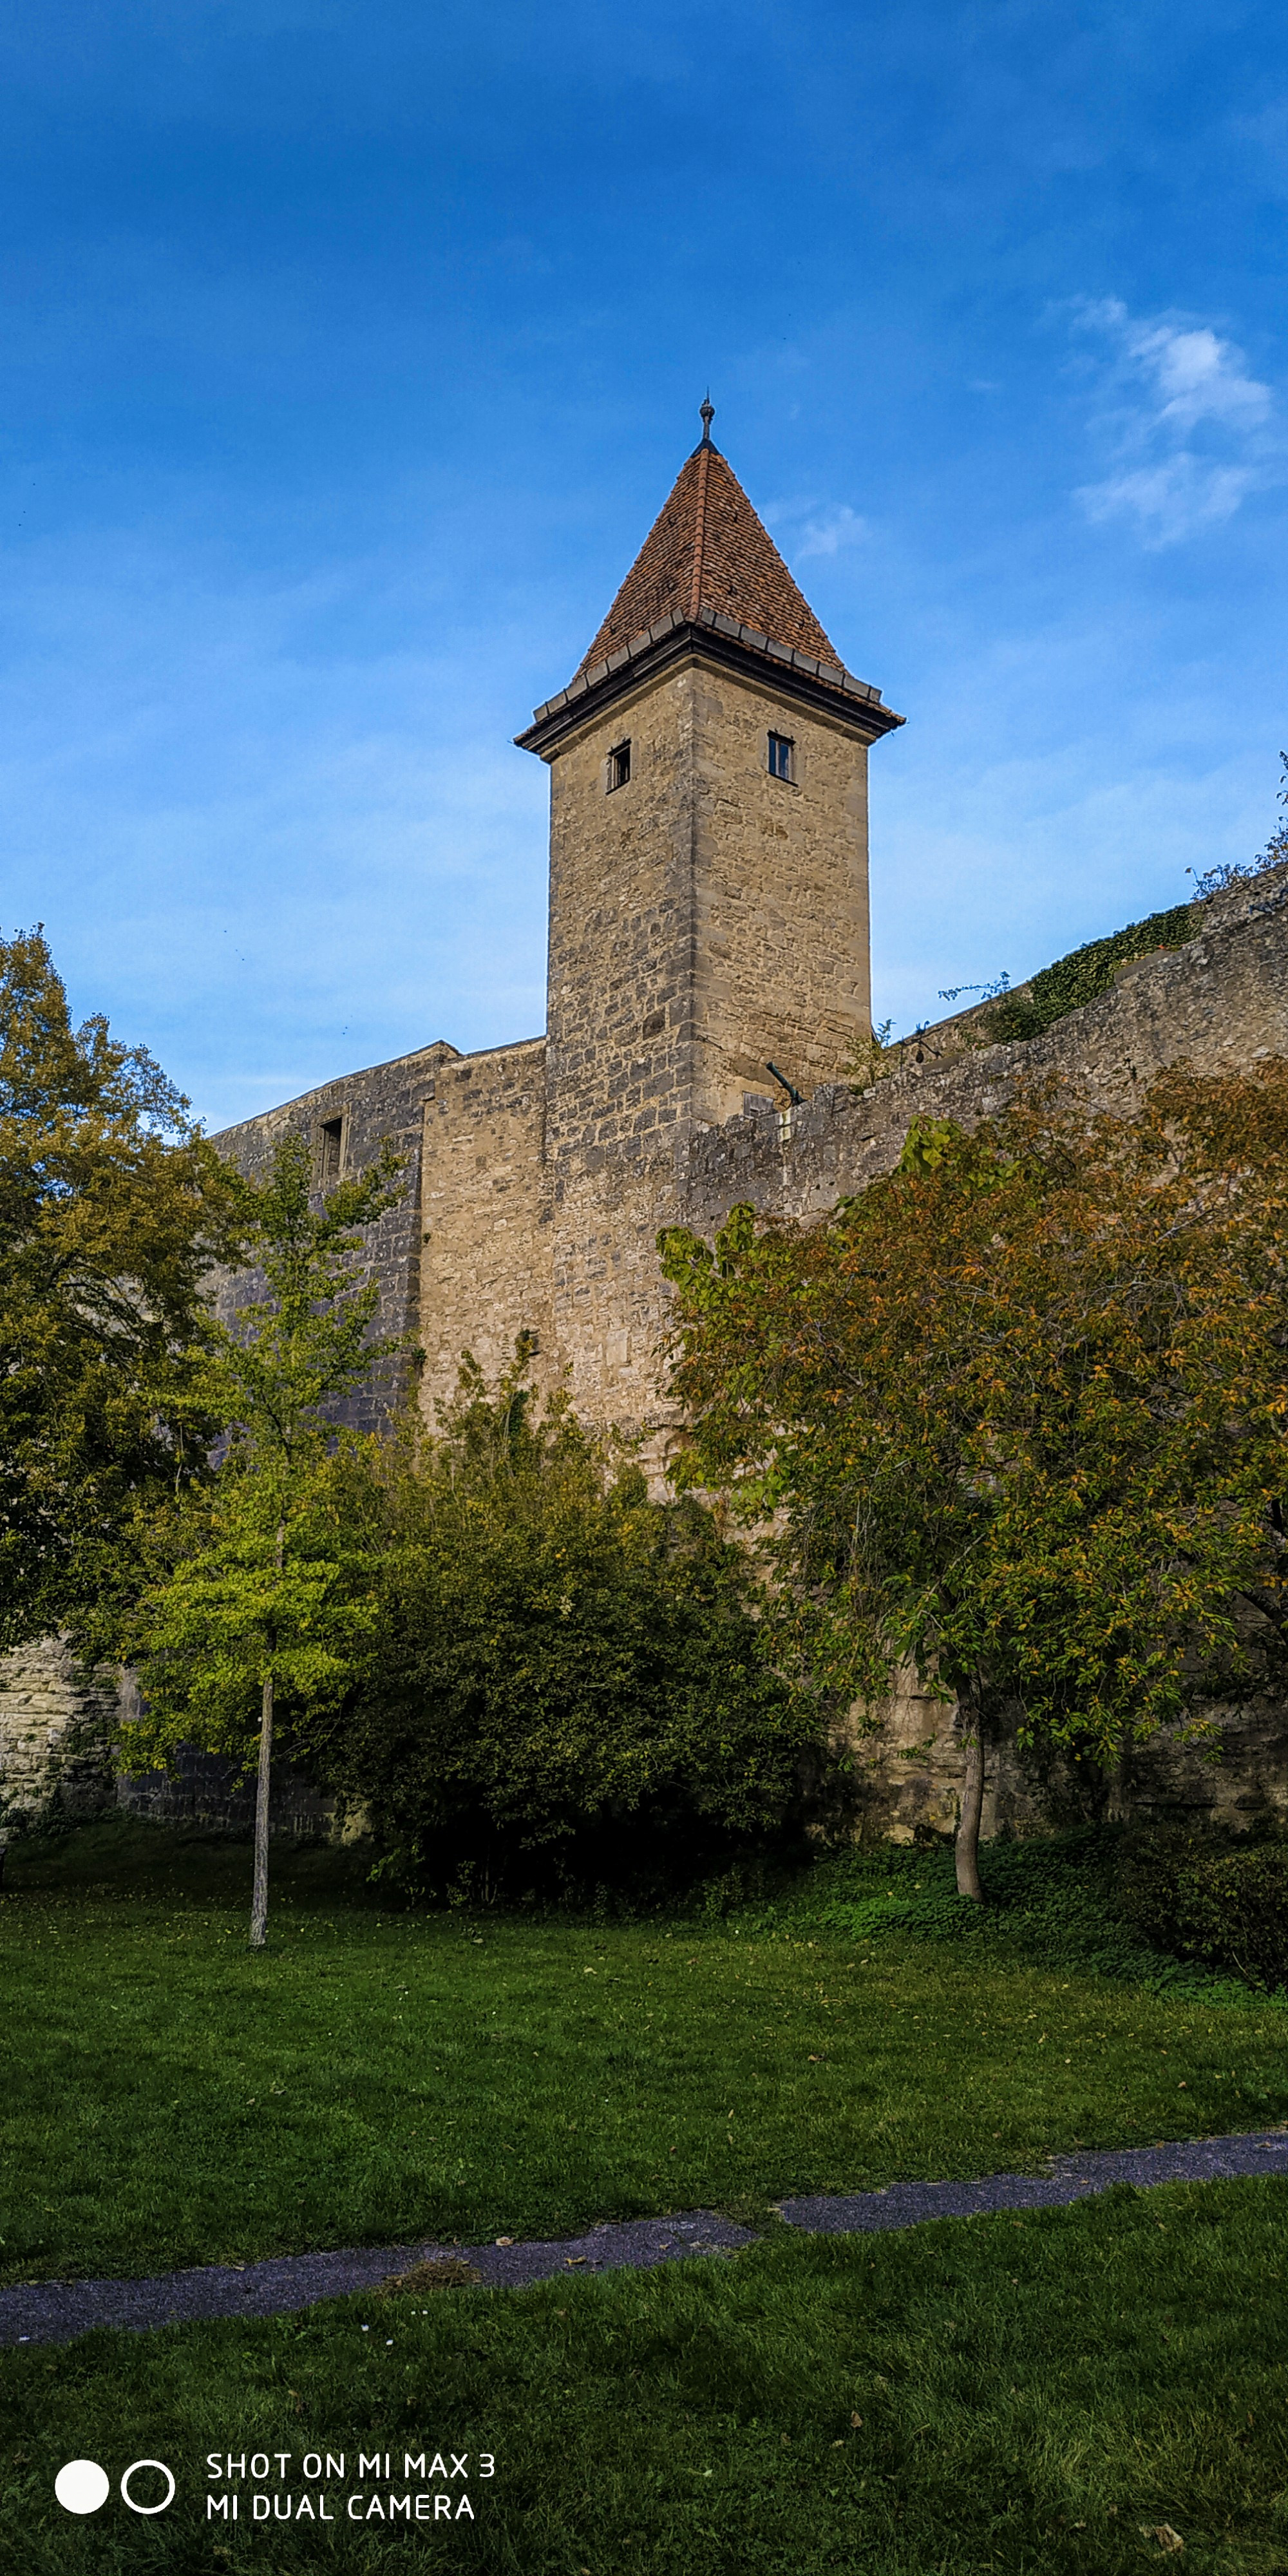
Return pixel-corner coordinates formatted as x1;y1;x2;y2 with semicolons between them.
527;864;1288;1466
116;1744;336;1838
210;1034;461;1433
189;858;1288;1850
0;1638;120;1830
843;1667;1288;1847
539;643;882;1424
680;860;1288;1242
690;657;872;1121
0;1643;337;1842
419;1036;553;1420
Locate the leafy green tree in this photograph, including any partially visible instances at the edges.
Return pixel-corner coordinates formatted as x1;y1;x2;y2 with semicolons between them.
310;1346;815;1902
0;927;241;1651
660;1066;1288;1898
114;1131;406;1946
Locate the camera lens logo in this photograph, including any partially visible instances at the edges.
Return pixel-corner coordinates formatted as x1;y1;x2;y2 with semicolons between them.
55;2458;175;2515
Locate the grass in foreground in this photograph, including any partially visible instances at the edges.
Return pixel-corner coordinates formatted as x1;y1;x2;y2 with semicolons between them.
2;2180;1286;2573
4;1821;1286;2287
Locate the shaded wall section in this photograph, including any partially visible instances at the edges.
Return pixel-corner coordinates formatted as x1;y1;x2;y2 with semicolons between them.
419;1036;553;1421
0;1639;119;1831
208;1036;460;1433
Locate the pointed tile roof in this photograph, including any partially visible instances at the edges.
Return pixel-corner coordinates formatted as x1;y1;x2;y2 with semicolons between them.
516;413;902;756
576;434;839;675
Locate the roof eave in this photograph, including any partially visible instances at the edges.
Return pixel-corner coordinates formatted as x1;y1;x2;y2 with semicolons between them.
515;607;905;759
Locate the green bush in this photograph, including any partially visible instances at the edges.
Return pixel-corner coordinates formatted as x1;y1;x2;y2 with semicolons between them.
712;1826;1284;2002
1120;1837;1288;1994
314;1354;822;1901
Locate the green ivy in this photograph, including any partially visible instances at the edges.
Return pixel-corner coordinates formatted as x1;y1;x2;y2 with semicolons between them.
985;899;1198;1043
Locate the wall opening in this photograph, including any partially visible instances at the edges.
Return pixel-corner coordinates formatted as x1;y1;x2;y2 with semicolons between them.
318;1115;343;1186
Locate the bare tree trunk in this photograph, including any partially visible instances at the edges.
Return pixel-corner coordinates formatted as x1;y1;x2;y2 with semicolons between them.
249;1519;285;1953
955;1710;985;1902
249;1671;272;1949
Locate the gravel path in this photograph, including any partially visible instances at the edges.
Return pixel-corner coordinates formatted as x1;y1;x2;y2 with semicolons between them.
0;2213;757;2349
4;2128;1284;2350
776;2126;1288;2232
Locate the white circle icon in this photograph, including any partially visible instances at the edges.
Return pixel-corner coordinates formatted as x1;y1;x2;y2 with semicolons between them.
120;2458;176;2515
54;2459;110;2515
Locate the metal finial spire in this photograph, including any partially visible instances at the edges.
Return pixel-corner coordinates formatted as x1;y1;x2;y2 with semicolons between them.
699;393;715;445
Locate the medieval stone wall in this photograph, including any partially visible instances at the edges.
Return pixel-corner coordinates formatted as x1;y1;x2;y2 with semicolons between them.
419;1036;553;1419
210;1034;459;1433
0;1638;120;1832
115;1743;336;1838
679;860;1288;1246
844;1669;1288;1847
11;822;1287;1843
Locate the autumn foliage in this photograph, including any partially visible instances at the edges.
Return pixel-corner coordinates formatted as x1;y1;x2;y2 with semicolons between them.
660;1065;1288;1889
0;927;242;1653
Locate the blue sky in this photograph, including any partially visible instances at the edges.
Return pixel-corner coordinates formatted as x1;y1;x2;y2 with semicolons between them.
3;0;1285;1128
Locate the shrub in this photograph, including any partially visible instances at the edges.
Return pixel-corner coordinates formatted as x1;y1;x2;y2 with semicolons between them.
314;1353;821;1902
1120;1838;1288;1995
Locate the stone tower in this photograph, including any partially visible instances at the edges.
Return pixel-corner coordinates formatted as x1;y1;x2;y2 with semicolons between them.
202;410;904;1436
515;404;903;1417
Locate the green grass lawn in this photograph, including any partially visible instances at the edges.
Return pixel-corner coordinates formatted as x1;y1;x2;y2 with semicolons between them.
4;1820;1286;2288
3;2181;1287;2574
5;1821;1288;2573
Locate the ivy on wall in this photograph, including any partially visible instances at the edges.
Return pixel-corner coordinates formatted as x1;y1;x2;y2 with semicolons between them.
985;901;1198;1044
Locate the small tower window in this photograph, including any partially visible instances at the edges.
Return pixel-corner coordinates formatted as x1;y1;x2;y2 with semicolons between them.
768;732;794;782
607;739;631;791
319;1115;343;1186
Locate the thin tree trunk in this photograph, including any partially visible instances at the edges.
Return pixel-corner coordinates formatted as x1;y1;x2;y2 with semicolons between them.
955;1710;985;1902
249;1671;272;1948
249;1519;285;1952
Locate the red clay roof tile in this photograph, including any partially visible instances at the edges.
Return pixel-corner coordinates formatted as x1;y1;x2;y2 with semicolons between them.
576;439;840;676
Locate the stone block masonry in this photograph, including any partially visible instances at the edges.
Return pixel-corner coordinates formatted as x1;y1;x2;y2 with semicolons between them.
419;1037;553;1410
680;860;1288;1242
208;1036;460;1435
0;1638;120;1835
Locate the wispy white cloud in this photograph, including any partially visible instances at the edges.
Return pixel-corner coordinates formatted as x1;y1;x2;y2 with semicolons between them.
795;502;867;558
1078;454;1259;544
1069;298;1278;545
762;497;868;560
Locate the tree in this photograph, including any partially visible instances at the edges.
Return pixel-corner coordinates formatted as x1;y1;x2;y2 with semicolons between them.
0;927;241;1651
659;1066;1288;1897
308;1345;815;1902
112;1130;406;1946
